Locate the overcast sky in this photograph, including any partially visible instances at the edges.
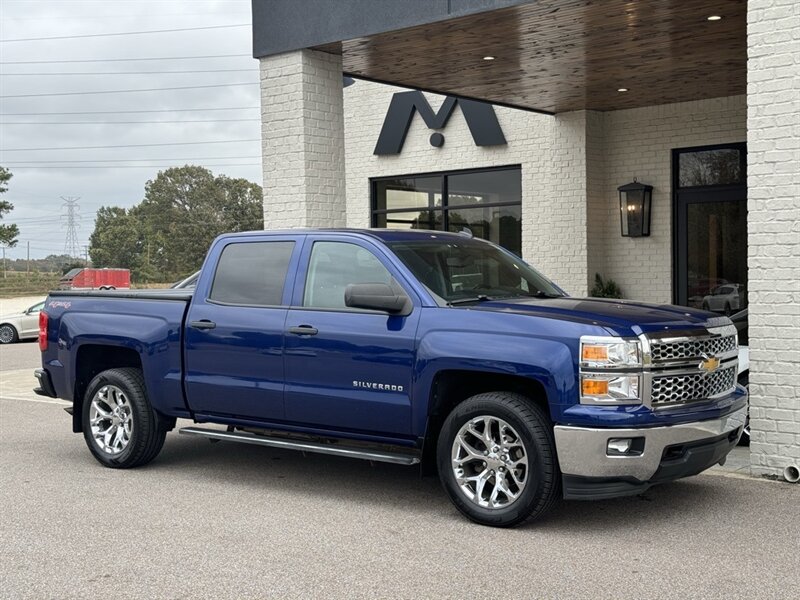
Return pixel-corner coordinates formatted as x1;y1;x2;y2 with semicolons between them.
0;0;260;259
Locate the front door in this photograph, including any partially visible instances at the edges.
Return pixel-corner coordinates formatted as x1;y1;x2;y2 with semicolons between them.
184;237;301;421
673;143;747;312
283;237;420;439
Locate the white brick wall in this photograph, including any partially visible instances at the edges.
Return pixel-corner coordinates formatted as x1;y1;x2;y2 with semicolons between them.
344;80;746;300
260;49;346;228
747;0;800;478
600;97;747;303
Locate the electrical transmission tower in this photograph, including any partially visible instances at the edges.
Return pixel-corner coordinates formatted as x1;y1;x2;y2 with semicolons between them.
62;197;81;258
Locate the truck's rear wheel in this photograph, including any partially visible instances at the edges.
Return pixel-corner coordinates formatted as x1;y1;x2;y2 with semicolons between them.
82;368;166;468
437;392;560;527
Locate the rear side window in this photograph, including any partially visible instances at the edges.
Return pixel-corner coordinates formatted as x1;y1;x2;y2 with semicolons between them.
210;241;294;306
303;241;392;309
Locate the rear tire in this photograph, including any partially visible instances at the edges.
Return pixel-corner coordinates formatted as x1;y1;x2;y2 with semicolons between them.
437;392;560;527
82;368;166;468
0;324;18;344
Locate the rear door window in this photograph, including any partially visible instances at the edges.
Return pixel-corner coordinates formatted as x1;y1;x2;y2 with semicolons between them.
210;241;295;306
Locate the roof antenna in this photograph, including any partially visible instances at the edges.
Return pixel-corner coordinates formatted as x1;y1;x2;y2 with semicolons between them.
458;228;473;238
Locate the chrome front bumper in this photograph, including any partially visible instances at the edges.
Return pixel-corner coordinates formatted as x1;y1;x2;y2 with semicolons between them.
554;405;747;482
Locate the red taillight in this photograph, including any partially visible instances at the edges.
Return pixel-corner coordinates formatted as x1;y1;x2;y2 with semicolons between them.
38;311;48;352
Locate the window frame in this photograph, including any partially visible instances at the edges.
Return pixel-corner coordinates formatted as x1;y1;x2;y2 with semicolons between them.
671;142;747;307
205;239;298;309
289;235;422;314
370;165;523;245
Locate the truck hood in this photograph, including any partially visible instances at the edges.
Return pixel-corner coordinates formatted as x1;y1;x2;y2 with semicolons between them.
469;296;717;335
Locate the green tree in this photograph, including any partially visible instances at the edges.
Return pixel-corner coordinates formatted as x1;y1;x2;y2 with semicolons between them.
0;167;20;248
89;166;263;282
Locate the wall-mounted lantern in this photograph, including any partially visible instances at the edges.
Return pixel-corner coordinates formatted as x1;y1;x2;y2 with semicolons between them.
618;180;653;237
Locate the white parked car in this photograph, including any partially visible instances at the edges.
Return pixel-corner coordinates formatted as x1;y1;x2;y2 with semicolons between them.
702;283;744;316
0;300;45;344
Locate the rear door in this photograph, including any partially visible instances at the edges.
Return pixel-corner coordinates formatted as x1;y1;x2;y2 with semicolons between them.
283;236;420;438
184;235;303;421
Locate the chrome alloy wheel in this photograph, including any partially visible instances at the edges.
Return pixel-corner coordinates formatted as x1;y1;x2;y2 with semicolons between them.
89;385;133;455
0;325;15;344
451;416;528;509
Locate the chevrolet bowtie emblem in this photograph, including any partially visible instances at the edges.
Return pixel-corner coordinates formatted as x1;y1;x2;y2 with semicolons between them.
699;355;720;374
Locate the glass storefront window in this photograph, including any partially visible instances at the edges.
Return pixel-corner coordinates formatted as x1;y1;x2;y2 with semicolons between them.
674;143;747;317
371;166;522;256
678;148;743;187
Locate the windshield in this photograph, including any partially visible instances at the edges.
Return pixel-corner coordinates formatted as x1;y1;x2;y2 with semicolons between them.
388;238;564;304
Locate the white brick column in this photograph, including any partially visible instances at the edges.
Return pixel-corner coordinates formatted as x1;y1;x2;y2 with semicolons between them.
532;110;604;297
259;49;346;228
747;0;800;478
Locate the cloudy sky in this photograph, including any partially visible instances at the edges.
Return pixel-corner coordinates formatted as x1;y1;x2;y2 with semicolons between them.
0;0;260;259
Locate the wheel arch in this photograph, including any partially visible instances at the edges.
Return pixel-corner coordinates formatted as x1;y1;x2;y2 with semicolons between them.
420;369;552;473
72;344;143;433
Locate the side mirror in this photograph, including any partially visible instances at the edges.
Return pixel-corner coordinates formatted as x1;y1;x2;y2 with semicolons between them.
345;279;412;315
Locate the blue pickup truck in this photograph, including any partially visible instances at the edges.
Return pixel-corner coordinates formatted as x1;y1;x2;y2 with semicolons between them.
35;229;747;527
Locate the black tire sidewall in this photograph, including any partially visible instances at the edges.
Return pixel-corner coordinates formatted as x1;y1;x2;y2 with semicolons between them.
437;394;557;527
0;324;18;344
81;369;155;468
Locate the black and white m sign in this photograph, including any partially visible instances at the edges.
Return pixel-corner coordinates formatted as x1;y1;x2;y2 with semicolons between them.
373;90;506;155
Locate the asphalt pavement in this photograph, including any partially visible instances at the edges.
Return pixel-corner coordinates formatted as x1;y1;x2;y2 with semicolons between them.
1;343;797;599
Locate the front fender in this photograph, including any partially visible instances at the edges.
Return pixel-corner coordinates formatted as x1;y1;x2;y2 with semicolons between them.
412;330;577;434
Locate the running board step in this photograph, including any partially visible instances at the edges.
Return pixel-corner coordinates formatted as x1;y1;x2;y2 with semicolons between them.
179;427;420;465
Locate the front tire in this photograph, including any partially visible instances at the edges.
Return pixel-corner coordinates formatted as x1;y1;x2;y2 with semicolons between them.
82;368;166;468
437;392;560;527
0;324;18;344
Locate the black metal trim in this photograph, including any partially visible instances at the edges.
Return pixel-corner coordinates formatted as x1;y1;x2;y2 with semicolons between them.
370;164;522;228
47;290;193;301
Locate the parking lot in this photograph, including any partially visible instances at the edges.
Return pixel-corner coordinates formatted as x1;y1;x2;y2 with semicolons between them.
1;340;798;599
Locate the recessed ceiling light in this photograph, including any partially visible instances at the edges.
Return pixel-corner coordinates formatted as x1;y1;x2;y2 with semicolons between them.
483;56;495;61
707;15;722;21
617;88;629;92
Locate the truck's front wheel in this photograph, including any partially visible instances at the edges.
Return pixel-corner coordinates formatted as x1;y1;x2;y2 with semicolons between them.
437;392;560;527
82;368;166;468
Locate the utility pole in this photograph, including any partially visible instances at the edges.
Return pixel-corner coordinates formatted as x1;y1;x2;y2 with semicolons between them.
83;245;89;266
1;245;5;280
27;241;30;276
61;196;81;258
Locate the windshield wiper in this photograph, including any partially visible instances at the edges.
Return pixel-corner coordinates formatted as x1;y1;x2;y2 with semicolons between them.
448;295;492;306
530;291;563;299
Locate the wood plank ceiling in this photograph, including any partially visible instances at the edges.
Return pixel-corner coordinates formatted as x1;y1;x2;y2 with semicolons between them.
315;0;746;113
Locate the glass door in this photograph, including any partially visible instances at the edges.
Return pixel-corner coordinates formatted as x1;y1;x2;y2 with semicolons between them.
673;143;747;313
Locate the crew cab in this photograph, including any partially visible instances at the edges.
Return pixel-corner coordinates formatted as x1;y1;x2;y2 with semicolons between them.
35;229;747;527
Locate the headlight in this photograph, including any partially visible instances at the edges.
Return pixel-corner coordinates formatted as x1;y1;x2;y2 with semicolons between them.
580;336;641;368
580;374;640;405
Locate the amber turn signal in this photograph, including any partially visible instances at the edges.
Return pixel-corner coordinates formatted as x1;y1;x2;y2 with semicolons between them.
582;345;609;361
582;379;609;396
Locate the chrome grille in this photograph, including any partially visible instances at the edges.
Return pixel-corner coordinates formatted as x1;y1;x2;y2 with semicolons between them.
650;334;737;362
651;365;737;407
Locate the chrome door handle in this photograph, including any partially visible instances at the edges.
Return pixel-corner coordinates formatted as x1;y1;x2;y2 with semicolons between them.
189;320;216;330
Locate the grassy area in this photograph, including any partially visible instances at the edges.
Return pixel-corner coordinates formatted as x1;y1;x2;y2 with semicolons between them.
0;273;61;298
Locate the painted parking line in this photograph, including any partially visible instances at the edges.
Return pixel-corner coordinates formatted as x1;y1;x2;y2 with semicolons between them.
0;394;70;406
